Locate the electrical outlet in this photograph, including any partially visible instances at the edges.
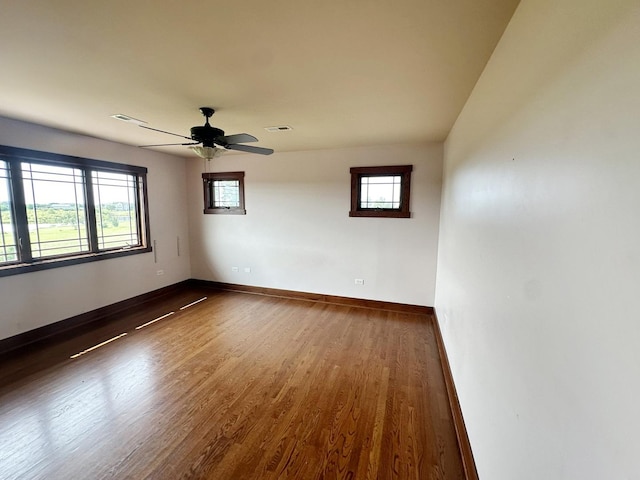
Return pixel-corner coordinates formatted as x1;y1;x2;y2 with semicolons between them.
244;267;251;273
232;266;239;272
355;278;364;285
156;270;164;276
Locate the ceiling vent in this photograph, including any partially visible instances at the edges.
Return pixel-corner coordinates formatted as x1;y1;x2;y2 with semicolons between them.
264;125;293;132
111;114;147;125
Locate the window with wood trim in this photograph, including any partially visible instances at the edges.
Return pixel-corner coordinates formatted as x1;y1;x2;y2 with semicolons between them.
0;145;151;277
0;160;17;264
202;171;246;215
349;165;412;218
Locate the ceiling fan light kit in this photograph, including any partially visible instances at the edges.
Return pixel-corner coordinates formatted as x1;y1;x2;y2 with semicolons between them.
189;145;225;160
137;107;274;157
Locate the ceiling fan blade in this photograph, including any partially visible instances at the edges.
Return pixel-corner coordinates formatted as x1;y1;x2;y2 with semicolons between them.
139;125;192;140
225;144;274;155
222;133;258;144
139;142;200;147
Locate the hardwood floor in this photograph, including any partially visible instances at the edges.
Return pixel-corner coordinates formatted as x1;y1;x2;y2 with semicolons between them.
0;288;464;479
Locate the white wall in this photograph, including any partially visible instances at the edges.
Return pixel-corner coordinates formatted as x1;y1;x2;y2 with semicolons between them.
187;143;442;306
435;0;640;478
0;116;191;341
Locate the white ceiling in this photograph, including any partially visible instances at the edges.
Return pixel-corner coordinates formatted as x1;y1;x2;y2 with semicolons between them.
0;0;519;158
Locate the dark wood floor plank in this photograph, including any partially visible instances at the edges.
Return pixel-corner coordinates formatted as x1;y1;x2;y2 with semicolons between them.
0;289;464;480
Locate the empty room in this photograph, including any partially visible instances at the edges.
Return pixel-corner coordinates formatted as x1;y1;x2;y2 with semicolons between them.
1;0;639;479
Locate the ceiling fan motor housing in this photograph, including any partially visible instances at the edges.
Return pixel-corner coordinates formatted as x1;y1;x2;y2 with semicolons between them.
191;125;225;147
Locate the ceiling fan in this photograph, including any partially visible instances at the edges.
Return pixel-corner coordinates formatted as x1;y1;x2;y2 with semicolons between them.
138;107;274;158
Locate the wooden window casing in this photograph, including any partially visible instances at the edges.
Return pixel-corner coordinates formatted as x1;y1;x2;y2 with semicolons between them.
202;171;246;215
349;165;412;218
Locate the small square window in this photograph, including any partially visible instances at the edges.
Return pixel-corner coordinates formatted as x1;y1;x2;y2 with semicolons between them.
202;172;246;215
349;165;412;218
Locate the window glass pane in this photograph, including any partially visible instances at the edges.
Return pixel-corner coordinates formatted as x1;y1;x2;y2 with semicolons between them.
92;171;140;250
22;162;89;258
213;180;240;207
360;175;401;209
363;176;398;185
0;161;18;264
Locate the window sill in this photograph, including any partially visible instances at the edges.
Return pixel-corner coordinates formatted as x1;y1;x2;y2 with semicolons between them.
203;208;246;215
349;210;411;218
0;246;152;278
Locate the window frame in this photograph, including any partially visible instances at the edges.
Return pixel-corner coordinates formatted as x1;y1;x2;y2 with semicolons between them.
0;145;151;278
349;165;412;218
202;171;246;215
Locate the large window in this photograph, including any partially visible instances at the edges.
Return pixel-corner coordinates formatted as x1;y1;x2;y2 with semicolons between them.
0;145;151;277
349;165;412;218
